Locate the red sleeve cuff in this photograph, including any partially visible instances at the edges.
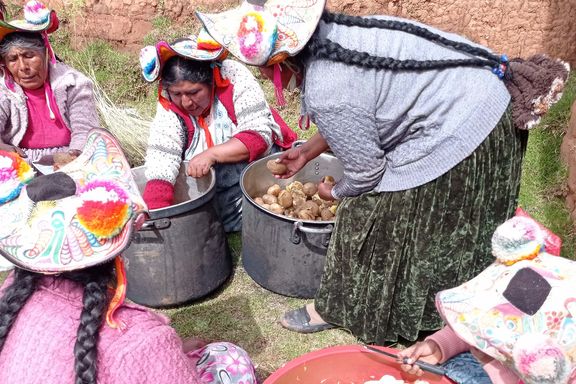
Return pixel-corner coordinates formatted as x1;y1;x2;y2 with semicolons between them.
143;179;174;210
234;131;268;162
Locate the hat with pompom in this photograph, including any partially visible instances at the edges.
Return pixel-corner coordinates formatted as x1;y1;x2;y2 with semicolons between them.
436;216;576;384
196;0;326;67
0;0;59;42
0;128;146;274
140;32;227;83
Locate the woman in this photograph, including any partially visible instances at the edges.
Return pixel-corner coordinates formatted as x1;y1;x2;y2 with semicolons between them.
399;216;576;384
0;129;257;384
140;34;296;232
0;0;100;167
197;0;569;343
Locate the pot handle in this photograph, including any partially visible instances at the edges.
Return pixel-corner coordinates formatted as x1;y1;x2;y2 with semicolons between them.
140;218;171;231
290;221;334;247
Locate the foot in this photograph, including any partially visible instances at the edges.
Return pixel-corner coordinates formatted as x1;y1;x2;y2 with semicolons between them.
280;303;336;333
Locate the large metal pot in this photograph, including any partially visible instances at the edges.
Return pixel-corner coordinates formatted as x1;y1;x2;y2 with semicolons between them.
241;151;344;298
124;162;231;308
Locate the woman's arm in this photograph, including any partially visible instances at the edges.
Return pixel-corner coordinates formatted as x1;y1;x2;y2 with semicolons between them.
143;104;186;209
223;60;282;160
187;137;248;178
60;68;101;151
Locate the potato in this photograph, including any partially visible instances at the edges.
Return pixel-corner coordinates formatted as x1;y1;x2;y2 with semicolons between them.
262;194;278;205
267;184;281;196
269;203;284;214
254;197;265;206
261;203;271;210
277;190;293;208
286;181;304;193
302;182;318;197
292;194;307;209
322;175;335;186
302;201;320;217
320;208;335;221
298;209;316;220
266;159;288;175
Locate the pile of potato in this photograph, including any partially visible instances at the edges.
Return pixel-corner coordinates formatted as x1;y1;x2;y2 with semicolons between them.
253;178;339;221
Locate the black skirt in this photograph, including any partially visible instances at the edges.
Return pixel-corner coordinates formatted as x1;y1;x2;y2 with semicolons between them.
315;106;527;344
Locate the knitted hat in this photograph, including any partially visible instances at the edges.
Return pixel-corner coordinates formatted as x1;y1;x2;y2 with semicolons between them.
436;216;576;384
140;32;227;83
0;0;59;42
196;0;327;66
506;55;570;130
0;129;146;274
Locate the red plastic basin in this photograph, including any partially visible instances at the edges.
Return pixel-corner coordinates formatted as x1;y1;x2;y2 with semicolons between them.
264;345;455;384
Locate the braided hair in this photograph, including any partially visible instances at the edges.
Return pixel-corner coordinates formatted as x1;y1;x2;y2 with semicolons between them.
0;263;114;384
305;11;508;78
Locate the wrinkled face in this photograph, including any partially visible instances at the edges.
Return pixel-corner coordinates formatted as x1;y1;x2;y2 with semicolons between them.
166;80;212;117
2;47;48;90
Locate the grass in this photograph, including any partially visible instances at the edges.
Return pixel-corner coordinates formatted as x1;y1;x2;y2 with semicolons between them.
518;74;576;259
0;19;574;380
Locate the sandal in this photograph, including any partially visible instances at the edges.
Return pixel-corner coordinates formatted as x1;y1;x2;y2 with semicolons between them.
280;306;336;333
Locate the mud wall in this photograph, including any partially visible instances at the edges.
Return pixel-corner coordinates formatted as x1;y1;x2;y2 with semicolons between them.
40;0;576;64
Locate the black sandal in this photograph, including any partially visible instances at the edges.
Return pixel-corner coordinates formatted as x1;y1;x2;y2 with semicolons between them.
280;306;336;333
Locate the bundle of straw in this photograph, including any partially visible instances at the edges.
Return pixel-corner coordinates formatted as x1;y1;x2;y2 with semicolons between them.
89;70;152;167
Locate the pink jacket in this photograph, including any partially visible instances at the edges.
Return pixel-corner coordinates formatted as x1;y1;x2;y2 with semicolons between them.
428;326;519;383
0;275;202;384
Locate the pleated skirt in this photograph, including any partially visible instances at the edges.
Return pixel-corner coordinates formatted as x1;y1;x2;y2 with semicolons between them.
315;106;527;344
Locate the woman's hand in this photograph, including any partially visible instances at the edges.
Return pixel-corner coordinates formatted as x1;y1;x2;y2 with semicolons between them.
275;146;309;179
0;142;26;158
317;181;334;201
398;340;442;377
187;150;217;178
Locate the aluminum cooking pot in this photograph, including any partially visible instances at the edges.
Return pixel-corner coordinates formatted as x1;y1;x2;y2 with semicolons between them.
240;150;344;298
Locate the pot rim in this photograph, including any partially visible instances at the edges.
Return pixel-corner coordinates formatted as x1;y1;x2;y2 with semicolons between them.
240;152;338;225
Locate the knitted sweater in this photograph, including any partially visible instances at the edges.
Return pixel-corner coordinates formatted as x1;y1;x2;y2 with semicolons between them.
0;62;100;151
302;16;511;199
0;275;202;384
144;59;280;187
428;326;519;383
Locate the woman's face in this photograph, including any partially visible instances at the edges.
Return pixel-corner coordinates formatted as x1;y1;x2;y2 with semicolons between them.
166;80;212;117
3;47;48;90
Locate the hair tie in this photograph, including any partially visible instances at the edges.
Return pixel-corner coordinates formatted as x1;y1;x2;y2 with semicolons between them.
492;54;509;80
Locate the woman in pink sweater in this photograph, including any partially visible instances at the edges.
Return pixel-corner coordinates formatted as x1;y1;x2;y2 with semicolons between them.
0;1;100;167
398;216;576;384
0;129;257;384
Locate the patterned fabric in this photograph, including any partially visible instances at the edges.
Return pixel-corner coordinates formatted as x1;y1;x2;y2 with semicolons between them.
442;353;492;384
436;251;576;383
191;342;257;384
197;0;327;66
314;107;527;344
0;129;146;273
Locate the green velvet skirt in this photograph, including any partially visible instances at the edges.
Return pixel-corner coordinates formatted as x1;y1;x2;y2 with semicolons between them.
315;107;527;344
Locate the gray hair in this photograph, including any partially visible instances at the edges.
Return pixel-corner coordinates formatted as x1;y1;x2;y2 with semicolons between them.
0;32;45;58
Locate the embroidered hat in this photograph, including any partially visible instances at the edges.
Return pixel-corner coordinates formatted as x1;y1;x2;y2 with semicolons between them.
196;0;326;67
436;216;576;384
0;0;59;42
0;129;146;274
140;32;227;83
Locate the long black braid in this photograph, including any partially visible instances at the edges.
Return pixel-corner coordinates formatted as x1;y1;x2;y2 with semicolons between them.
306;11;508;77
0;263;113;384
70;263;113;384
